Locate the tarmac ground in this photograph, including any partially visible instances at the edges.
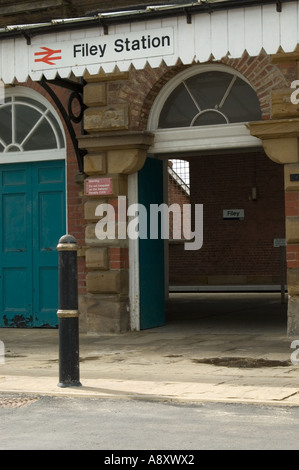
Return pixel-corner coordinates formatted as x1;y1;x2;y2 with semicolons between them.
1;292;299;406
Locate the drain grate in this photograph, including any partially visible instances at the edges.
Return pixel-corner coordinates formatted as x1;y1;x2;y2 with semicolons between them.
0;396;39;409
192;357;291;368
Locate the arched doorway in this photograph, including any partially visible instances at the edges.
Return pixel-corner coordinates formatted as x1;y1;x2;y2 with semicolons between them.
0;87;67;328
135;65;285;329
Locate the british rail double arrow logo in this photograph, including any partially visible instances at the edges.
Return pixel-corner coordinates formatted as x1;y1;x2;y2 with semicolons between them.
34;47;62;65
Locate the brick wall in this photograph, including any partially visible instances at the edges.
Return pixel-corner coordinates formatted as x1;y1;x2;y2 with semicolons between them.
286;191;299;269
169;151;285;286
103;50;289;132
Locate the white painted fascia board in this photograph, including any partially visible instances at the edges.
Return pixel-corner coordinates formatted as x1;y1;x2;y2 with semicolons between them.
1;2;299;83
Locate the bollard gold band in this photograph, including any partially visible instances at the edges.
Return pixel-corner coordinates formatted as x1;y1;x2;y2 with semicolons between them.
57;309;79;318
57;243;78;251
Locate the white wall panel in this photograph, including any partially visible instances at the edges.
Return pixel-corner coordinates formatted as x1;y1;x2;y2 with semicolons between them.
30;70;43;81
1;3;299;83
280;2;298;52
58;67;72;78
228;8;245;58
177;16;195;64
211;11;228;60
1;40;16;84
194;13;212;62
131;58;147;69
14;37;29;83
244;7;263;56
161;16;178;67
262;4;281;54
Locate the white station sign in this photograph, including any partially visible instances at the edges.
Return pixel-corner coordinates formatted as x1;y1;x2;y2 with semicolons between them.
30;27;174;71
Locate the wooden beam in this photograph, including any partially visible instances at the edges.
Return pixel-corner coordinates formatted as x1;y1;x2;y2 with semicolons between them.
0;0;65;16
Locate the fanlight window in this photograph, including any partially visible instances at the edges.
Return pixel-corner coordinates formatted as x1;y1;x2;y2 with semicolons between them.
0;95;65;153
158;71;262;128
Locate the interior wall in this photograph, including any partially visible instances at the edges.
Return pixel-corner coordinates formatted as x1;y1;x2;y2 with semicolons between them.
169;151;285;287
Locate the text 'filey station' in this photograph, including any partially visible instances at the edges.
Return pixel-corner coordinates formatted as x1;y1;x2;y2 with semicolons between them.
73;33;172;59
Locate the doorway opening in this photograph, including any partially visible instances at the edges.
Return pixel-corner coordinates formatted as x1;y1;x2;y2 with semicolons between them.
168;150;286;292
137;64;287;331
166;150;287;333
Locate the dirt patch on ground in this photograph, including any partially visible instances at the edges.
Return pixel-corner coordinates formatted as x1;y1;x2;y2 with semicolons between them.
192;357;291;368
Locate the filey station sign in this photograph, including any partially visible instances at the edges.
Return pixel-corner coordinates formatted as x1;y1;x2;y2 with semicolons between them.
31;28;174;71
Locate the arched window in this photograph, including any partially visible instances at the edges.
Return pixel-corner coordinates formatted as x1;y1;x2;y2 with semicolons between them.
0;88;65;163
147;65;262;154
158;70;262;129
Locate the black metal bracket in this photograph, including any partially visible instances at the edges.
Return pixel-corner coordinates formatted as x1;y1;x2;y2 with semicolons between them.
184;8;192;24
39;76;87;174
21;29;32;45
102;23;109;35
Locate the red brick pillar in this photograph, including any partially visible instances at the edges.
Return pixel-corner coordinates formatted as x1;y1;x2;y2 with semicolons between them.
285;168;299;335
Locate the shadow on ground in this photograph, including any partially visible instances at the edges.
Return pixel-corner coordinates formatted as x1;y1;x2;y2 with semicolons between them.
165;292;288;335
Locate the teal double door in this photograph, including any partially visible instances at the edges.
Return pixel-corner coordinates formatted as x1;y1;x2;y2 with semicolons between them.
0;160;66;328
138;157;165;329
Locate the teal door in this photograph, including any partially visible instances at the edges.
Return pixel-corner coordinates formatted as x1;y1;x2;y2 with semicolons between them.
0;160;66;328
138;157;165;329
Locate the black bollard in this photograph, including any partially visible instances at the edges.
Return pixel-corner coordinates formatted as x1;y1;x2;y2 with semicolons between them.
57;234;81;388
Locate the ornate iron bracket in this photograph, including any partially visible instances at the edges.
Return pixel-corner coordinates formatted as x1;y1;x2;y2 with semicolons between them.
39;76;87;174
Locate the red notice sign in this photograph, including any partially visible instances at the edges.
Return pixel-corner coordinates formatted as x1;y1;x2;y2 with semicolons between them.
85;178;113;196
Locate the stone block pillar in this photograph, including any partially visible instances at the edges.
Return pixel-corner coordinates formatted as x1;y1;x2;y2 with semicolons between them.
77;71;153;333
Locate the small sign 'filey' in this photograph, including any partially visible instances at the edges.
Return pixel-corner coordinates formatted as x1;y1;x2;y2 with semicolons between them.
223;209;245;220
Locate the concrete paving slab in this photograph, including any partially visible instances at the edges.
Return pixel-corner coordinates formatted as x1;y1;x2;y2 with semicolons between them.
0;293;298;406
